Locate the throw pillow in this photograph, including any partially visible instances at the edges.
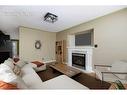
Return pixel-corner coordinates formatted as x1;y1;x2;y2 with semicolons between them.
13;58;20;63
13;65;22;77
7;58;15;63
0;81;17;89
0;64;17;82
14;60;27;68
3;58;15;69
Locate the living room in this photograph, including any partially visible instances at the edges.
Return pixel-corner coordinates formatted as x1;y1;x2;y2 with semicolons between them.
0;1;127;94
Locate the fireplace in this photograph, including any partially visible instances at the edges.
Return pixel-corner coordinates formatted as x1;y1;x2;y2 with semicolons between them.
72;53;85;69
68;47;93;72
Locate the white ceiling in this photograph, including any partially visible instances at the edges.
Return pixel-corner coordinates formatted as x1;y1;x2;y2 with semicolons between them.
0;6;126;32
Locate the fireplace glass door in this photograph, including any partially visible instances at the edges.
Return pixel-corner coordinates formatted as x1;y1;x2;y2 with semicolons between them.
72;53;86;69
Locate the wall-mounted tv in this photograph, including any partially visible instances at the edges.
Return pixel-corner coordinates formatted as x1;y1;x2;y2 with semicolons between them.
75;29;94;46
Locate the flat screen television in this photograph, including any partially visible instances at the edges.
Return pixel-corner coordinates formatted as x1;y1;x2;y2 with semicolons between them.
75;29;93;46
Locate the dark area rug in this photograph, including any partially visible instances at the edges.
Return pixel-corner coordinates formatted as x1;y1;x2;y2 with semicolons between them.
37;65;111;89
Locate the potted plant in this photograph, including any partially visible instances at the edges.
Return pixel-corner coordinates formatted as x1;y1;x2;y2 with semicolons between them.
113;80;125;89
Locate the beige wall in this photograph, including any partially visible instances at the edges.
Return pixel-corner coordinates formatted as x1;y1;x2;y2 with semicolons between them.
56;8;127;65
19;27;56;62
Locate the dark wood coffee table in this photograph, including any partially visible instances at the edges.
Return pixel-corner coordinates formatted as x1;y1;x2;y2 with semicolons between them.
49;63;81;77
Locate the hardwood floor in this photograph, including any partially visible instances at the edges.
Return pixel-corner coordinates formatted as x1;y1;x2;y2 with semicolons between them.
37;65;111;89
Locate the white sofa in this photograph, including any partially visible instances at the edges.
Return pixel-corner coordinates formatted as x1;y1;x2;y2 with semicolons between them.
21;64;43;89
0;59;88;89
22;64;88;89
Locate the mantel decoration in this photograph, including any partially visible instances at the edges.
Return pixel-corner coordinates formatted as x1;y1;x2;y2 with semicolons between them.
35;40;41;49
44;12;58;23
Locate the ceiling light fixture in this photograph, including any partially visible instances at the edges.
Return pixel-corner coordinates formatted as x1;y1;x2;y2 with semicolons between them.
44;12;58;23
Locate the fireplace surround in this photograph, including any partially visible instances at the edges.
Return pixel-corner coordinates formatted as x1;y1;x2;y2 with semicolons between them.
67;46;93;72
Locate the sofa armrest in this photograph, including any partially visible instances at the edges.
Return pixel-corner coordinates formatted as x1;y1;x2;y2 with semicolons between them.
28;63;37;69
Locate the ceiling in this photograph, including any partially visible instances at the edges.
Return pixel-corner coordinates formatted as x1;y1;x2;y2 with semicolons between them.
0;6;126;32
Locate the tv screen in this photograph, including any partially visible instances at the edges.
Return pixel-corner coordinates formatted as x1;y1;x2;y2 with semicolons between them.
75;30;93;46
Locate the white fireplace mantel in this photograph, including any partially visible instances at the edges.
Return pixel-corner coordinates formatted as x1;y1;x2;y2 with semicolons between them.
67;46;94;72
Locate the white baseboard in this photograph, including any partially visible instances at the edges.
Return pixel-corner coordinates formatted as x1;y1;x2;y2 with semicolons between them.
65;63;95;73
43;60;56;64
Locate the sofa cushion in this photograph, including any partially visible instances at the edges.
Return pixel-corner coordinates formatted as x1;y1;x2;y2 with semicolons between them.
0;81;17;89
0;64;16;82
111;61;127;80
40;75;88;89
21;64;43;89
0;64;27;89
3;58;15;69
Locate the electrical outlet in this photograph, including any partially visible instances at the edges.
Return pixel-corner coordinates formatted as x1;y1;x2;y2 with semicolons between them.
42;58;44;60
